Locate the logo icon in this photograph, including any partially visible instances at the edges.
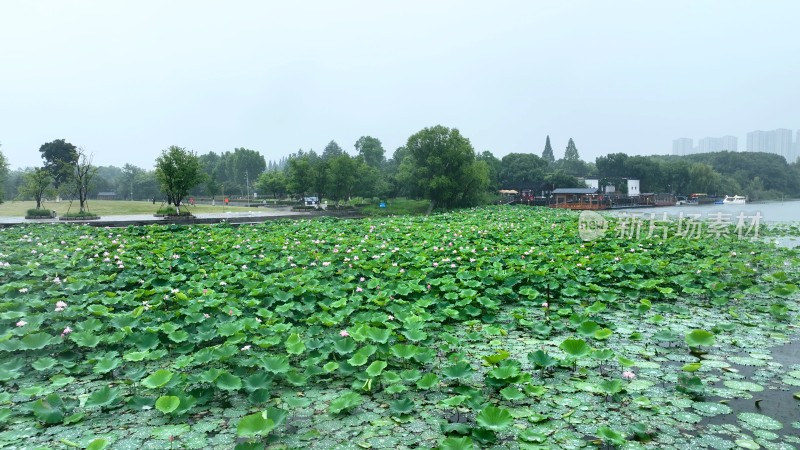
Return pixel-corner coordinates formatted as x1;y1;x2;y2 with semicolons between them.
578;210;608;242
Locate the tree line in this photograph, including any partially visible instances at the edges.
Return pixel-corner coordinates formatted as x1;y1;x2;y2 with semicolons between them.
2;127;800;209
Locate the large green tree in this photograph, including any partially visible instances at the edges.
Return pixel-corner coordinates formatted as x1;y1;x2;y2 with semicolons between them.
39;139;78;189
403;125;488;208
255;170;287;199
155;146;204;211
354;136;386;168
498;153;548;190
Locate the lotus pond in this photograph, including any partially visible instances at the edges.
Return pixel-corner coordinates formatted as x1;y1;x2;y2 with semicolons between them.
0;207;799;450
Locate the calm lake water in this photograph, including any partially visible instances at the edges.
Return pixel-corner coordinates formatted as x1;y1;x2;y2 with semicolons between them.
615;199;800;223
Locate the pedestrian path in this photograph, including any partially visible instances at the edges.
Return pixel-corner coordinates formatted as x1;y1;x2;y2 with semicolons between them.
0;210;314;227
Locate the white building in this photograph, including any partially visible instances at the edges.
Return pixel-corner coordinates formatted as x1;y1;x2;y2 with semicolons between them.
627;179;640;196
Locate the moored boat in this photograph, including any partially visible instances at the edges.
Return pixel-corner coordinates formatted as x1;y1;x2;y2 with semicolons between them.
722;195;746;205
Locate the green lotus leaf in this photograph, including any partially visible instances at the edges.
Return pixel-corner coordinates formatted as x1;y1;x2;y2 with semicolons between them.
577;321;600;337
439;436;474;450
215;372;242;391
499;386;525;401
365;360;387;377
388;397;415;415
262;356;291;373
70;331;101;348
416;373;439;389
685;329;715;347
596;426;626;445
482;350;510;365
475;406;513;431
85;438;110;450
93;357;121;374
32;357;58;371
333;337;357;355
328;391;362;415
390;343;419;359
155;395;180;414
559;338;590;358
237;411;276;438
365;327;391;344
285;333;305;355
682;362;702;372
141;369;173;389
85;386;121;409
593;328;613;340
443;362;474;380
323;361;339;373
528;350;558;368
21;332;53;350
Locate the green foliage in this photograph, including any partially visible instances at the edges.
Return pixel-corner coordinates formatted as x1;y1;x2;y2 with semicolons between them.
475;406;513;431
328;391;362;414
403;125;488;208
236;411;275;438
155;146;204;208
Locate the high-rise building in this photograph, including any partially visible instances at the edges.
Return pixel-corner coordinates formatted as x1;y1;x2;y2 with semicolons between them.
746;130;769;152
672;138;693;155
747;128;794;160
698;137;721;153
774;128;792;160
720;136;738;152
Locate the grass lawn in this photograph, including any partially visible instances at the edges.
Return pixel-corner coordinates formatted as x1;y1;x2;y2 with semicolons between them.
0;200;265;217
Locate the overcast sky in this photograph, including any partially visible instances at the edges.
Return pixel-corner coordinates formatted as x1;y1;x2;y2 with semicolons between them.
1;1;798;170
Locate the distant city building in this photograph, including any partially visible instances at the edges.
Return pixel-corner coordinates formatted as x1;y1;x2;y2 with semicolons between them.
746;128;793;160
672;138;693;155
720;136;738;152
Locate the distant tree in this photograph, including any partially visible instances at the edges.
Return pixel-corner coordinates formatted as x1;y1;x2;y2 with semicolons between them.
686;163;722;195
476;151;502;190
286;152;316;198
404;125;488;208
558;138;590;177
120;164;143;200
256;170;287;199
322;140;345;159
155;146;204;211
595;153;629;178
66;148;98;213
354;136;386;168
499;153;548;190
205;170;220;201
544;170;580;190
542;135;555;163
326;154;358;201
0;148;9;203
18;168;54;209
39;139;78;189
564;138;580;161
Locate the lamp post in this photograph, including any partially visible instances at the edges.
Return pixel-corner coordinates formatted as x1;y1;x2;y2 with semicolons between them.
245;171;250;206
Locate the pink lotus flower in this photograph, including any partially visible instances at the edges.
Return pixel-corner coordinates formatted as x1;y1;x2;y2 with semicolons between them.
240;345;251;351
203;313;210;319
61;326;73;336
16;320;27;327
18;288;29;294
339;329;349;337
622;371;636;381
52;276;62;284
356;286;363;292
56;301;67;309
541;302;549;308
387;315;394;321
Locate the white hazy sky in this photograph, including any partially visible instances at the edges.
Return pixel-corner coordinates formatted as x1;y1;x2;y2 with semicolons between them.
1;1;798;170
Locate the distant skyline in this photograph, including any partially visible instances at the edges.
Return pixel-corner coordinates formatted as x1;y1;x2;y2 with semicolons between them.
2;1;799;170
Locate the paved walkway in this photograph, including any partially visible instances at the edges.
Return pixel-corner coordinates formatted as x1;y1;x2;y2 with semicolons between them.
0;208;318;227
